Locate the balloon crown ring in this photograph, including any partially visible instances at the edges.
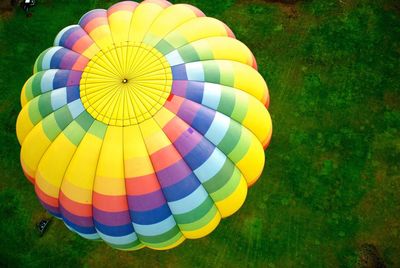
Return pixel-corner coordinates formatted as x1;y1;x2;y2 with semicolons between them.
16;0;272;251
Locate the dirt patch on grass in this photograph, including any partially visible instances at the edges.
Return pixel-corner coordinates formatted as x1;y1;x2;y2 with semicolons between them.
357;244;386;268
383;91;400;109
0;1;15;20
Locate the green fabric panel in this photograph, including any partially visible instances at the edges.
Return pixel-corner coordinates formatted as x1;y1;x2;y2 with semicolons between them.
174;197;214;225
109;239;142;250
203;159;234;193
165;32;187;49
217;121;242;154
228;131;251;163
32;72;44;98
142;230;183;249
63;121;86;146
42;114;62;141
155;39;176;55
138;225;180;244
54;106;72;130
75;110;94;131
38;93;53;118
230;89;249;123
203;61;220;84
24;77;34;101
34;50;45;73
178;45;200;62
88;120;107;139
210;167;241;202
179;205;218;232
196;44;214;61
219;64;235;87
217;88;235;116
28;98;42;124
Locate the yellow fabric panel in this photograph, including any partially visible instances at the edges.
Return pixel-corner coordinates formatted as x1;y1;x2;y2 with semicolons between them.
238;91;272;145
128;2;165;43
144;4;198;47
20;123;51;178
108;10;134;43
123;125;154;178
81;43;101;59
215;176;247;218
246;107;272;147
84;53;117;77
61;179;92;204
35;133;77;198
152;107;175;128
20;79;30;107
108;89;125;126
94;126;126;195
235;133;265;186
88;25;114;50
181;210;221;239
16;106;34;145
124;91;137;126
230;61;268;103
126;90;148;122
130;89;155;111
139;118;170;154
192;37;254;66
164;17;229;48
35;171;59;197
62;132;103;203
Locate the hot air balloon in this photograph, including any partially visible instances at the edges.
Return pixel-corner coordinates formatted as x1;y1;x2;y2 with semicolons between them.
16;0;272;250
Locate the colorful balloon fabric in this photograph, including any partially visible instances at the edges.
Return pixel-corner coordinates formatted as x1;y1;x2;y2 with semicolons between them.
16;0;272;250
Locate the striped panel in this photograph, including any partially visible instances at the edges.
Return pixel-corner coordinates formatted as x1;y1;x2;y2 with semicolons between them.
142;4;204;48
171;80;272;146
167;37;257;68
164;95;265;186
171;60;269;106
107;1;138;43
127;0;170;43
79;9;114;50
156;17;235;55
54;25;100;59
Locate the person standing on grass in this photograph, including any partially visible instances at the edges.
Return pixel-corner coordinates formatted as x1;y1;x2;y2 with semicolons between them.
20;0;36;17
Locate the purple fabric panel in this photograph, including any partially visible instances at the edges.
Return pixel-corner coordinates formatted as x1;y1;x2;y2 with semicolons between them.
64;28;86;49
173;128;202;156
171;80;188;96
60;51;80;70
67;71;82;86
127;189;166;211
92;207;132;226
79;9;106;28
177;99;201;124
156;159;192;187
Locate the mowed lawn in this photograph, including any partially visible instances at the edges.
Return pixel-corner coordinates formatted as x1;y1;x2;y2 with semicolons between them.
0;0;399;267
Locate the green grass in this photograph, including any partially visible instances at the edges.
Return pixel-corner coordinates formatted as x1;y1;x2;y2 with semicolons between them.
0;0;399;267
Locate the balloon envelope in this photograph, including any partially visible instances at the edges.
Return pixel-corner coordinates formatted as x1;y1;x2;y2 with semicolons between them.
16;0;272;250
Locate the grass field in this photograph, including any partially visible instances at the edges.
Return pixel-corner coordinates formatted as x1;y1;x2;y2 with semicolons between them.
0;0;399;267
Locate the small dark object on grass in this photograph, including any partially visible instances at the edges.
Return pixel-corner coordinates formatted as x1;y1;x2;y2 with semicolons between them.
20;0;35;17
357;243;386;268
37;218;51;236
